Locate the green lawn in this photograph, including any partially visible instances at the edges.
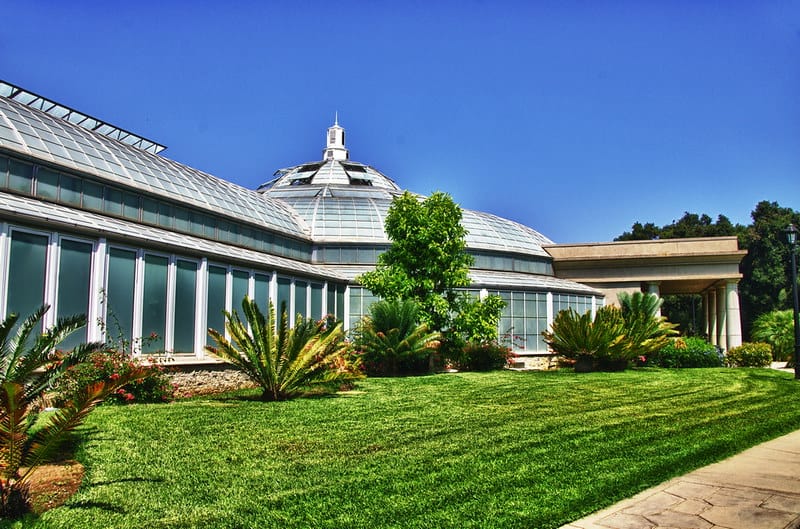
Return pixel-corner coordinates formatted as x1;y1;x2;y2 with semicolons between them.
9;368;800;529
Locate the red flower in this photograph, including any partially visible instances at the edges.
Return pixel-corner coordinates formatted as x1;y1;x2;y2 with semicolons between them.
109;373;121;381
124;393;135;402
116;388;126;395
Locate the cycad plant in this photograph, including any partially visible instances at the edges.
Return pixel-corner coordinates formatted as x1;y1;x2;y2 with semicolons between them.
0;306;146;517
751;309;794;365
542;306;631;371
617;291;678;357
206;298;362;401
354;299;441;376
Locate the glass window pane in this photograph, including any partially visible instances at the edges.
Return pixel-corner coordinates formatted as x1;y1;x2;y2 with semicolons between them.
8;160;33;194
142;197;159;224
158;202;174;229
327;285;336;317
122;192;139;220
7;231;48;330
104;187;123;215
0;156;8;188
206;265;227;345
82;180;103;211
60;174;82;206
231;270;249;316
142;254;168;353
254;273;270;315
294;281;307;320
57;239;93;349
311;283;323;320
173;260;197;354
36;167;59;200
276;277;291;321
106;248;136;350
174;207;190;232
336;284;345;321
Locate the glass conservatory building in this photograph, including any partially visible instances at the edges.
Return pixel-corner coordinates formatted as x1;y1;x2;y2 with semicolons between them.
0;81;602;367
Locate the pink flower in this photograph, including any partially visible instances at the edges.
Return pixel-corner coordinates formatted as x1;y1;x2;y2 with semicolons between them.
109;373;121;381
124;393;135;402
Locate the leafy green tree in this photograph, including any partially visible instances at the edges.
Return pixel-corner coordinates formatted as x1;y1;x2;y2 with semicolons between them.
357;191;473;334
0;306;146;517
206;298;362;401
616;202;800;339
738;201;800;337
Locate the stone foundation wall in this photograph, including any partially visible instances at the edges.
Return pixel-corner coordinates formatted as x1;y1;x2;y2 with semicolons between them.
512;354;559;370
168;364;257;398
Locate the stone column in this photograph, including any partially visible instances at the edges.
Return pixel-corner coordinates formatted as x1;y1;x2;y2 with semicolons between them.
647;282;661;317
726;280;742;350
716;284;727;352
702;291;709;338
708;289;717;346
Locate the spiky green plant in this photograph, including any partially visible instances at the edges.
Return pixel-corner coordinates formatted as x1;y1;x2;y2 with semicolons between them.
617;291;678;357
0;306;146;517
354;299;441;376
206;298;362;401
751;309;794;365
542;305;631;370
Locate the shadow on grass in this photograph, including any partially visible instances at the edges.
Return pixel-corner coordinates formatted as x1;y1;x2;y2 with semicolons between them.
89;476;165;487
66;500;127;514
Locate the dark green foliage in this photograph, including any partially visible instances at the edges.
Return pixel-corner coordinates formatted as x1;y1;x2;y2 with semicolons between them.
542;306;631;370
0;306;146;518
19;370;800;529
50;350;174;405
357;191;472;334
751;309;794;362
648;337;724;368
617;292;678;356
454;340;514;371
206;298;362;401
738;202;800;337
615;201;800;340
726;342;773;368
354;299;440;376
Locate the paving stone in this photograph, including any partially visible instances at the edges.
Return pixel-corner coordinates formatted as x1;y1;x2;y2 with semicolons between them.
702;505;799;529
706;491;765;507
596;512;655;529
623;492;682;515
671;499;711;515
647;511;713;528
664;481;720;500
762;494;800;514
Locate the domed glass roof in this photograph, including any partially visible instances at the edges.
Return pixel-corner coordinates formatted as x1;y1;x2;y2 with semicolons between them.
258;121;554;258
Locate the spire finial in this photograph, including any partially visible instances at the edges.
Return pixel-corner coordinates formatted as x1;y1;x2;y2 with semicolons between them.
334;111;339;126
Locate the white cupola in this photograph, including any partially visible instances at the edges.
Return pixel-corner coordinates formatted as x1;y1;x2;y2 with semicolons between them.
322;113;349;161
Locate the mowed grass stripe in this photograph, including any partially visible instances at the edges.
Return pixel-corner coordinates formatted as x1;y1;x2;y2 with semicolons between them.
7;368;800;529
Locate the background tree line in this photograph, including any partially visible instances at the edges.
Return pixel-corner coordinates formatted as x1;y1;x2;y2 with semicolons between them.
615;200;800;340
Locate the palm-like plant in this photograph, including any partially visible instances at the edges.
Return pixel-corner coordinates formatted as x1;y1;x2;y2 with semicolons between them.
617;291;678;356
542;306;631;370
354;299;441;376
0;306;146;517
751;309;794;365
206;298;362;401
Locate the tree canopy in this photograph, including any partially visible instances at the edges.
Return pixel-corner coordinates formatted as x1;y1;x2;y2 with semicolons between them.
356;191;473;333
616;201;800;339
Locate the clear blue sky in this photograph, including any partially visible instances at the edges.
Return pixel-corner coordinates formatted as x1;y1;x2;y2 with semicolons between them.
3;1;798;243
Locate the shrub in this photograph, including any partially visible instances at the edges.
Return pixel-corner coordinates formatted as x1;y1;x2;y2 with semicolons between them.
542;306;631;371
649;337;724;368
353;299;440;376
453;341;515;371
726;342;773;368
51;350;175;406
0;306;147;518
751;310;793;363
207;298;363;401
617;292;678;356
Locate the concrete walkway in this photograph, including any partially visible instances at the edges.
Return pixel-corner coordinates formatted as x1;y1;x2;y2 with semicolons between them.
562;429;800;529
